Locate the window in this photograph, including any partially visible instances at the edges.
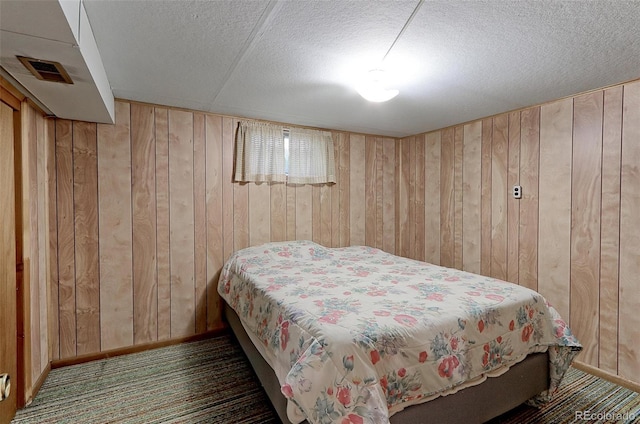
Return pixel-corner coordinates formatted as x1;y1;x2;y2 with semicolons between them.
234;121;336;184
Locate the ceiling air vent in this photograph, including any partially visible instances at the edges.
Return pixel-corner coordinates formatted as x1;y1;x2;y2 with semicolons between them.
17;56;73;84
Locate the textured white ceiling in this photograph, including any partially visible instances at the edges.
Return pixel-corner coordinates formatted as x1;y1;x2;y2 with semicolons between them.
15;1;640;137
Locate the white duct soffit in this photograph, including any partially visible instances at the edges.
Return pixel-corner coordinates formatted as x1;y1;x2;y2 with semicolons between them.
0;0;114;123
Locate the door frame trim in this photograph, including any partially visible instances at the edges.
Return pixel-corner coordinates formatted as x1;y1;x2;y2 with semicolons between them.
1;77;27;411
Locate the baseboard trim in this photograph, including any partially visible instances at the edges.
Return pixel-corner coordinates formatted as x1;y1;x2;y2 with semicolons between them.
19;362;51;409
572;361;640;393
51;326;227;369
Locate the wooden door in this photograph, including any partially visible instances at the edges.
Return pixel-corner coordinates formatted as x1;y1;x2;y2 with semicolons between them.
0;100;18;423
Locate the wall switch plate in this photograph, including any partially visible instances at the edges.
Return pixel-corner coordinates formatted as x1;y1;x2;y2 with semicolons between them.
513;185;522;199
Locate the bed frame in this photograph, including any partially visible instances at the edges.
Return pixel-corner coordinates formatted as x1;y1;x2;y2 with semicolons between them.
224;302;549;424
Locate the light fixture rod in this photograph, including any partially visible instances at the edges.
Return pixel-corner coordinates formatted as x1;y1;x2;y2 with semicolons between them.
381;0;424;63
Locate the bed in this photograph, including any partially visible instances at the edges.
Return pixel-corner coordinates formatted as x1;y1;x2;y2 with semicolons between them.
218;241;581;424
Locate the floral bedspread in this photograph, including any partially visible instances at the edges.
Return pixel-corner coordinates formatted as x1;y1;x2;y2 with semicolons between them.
218;241;581;424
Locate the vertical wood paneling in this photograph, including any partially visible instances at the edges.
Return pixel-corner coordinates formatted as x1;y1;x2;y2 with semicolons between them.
491;115;508;280
382;138;396;253
270;183;287;242
365;136;377;247
295;185;312;240
154;108;171;341
571;92;603;366
415;135;426;261
35;112;48;376
599;86;622;374
350;134;365;245
619;81;640;378
374;140;384;250
46;117;60;360
221;117;235;262
193;113;207;333
286;184;296;241
519;107;540;291
205;114;224;330
337;133;350;247
424;132;440;264
233;127;248;250
131;103;157;345
453;127;463;269
398;136;412;257
312;185;321;243
55;120;76;358
319;184;332;247
20;104;50;384
408;138;417;258
538;98;573;320
330;134;342;248
480;119;492;275
462;122;482;273
98;101;133;350
234;181;249;250
25;106;40;382
48;87;640;388
507;112;520;284
392;82;637;386
168;110;195;337
249;183;271;245
440;128;455;267
23;105;38;383
0;100;17;419
73;121;100;355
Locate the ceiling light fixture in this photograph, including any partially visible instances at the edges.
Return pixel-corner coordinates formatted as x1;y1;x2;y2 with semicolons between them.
356;69;399;102
357;0;424;103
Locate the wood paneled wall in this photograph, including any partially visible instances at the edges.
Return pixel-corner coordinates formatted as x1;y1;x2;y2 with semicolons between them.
17;101;52;401
1;95;18;422
48;100;396;359
47;80;639;388
398;80;640;385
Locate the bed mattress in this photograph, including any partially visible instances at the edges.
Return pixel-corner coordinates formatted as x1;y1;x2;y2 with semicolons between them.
218;240;581;424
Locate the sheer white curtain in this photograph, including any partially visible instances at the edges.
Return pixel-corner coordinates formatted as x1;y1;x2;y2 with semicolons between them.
288;127;336;184
234;121;286;182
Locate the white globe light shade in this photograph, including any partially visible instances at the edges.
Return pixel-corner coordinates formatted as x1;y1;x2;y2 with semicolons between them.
355;69;399;102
